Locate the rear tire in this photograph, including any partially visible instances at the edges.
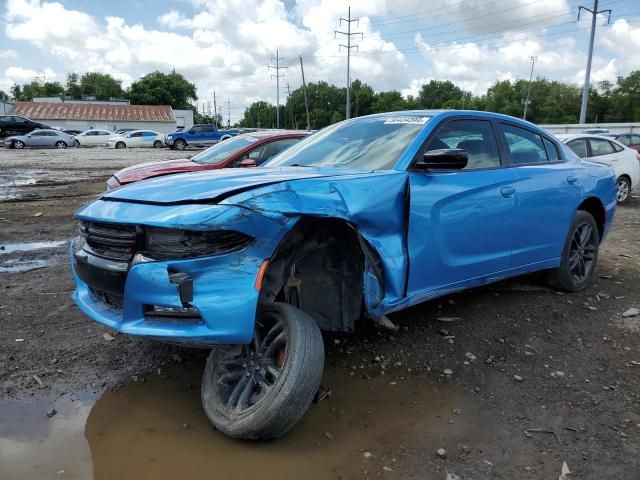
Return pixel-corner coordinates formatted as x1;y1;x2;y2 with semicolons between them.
55;141;66;149
201;302;325;440
153;140;162;149
545;210;599;292
174;139;186;150
14;140;25;149
616;176;631;204
116;141;126;149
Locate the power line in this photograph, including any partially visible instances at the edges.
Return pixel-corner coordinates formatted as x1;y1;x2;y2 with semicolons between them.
268;49;287;128
335;6;363;120
578;0;612;124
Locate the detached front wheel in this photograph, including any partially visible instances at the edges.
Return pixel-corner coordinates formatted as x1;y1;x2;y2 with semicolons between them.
202;302;324;440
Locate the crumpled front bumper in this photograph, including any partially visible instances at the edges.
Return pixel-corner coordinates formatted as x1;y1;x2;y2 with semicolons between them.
70;201;292;347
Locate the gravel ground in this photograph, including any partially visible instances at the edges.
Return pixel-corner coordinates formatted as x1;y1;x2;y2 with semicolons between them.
1;149;639;479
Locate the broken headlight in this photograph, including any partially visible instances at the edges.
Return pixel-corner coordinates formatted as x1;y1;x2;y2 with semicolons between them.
143;227;254;260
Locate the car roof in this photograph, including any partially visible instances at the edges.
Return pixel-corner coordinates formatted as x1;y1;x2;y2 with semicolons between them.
238;130;309;140
555;133;629;147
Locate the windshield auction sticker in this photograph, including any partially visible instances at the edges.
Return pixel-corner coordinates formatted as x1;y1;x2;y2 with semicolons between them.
384;116;430;124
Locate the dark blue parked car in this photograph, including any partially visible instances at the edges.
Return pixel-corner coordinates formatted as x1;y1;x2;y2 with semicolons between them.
165;123;240;150
71;110;616;439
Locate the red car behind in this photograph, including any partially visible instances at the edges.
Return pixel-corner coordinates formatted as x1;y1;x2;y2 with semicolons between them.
107;130;308;189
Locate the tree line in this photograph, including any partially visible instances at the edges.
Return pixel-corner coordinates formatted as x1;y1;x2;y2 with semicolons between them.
2;69;639;127
239;71;640;129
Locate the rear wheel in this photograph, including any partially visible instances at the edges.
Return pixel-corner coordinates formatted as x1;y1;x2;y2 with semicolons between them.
201;302;324;440
174;139;186;150
545;210;599;291
74;140;80;147
153;140;162;149
115;141;126;149
616;176;631;204
14;140;25;149
55;141;66;149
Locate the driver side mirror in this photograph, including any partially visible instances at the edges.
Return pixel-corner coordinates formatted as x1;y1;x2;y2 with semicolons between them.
239;158;257;168
415;148;468;170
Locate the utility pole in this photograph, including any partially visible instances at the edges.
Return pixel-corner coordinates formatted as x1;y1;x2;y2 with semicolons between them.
268;49;286;128
287;83;295;128
335;6;362;120
578;0;612;124
213;90;218;125
226;97;231;128
299;56;311;130
522;56;537;121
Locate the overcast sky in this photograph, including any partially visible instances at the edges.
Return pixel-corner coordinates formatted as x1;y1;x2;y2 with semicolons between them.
1;0;639;123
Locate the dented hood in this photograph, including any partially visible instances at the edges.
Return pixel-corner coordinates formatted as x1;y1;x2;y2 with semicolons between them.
101;166;367;204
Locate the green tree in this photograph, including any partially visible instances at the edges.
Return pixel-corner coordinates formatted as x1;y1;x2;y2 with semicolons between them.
417;80;465;108
237;101;277;128
79;72;125;99
609;70;640;122
65;73;82;98
0;90;8;101
371;90;408;113
9;80;65;101
128;70;197;109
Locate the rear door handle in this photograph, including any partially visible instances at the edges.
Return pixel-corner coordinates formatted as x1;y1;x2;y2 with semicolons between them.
567;175;578;184
500;186;516;197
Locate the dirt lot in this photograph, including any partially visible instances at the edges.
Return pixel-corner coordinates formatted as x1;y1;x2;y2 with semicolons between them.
1;147;639;479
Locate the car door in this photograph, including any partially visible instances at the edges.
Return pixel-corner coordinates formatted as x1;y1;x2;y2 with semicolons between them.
11;116;32;135
129;132;141;147
82;131;98;146
407;117;518;295
499;123;581;267
141;131;156;147
96;131;110;146
26;130;46;147
585;137;620;166
201;125;215;145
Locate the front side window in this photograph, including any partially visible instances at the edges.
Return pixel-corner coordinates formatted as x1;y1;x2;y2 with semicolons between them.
191;136;258;165
630;135;640;145
241;138;301;166
567;139;588;158
589;138;615;157
190;126;203;134
12;116;27;123
129;132;142;138
0;116;9;123
502;124;549;164
30;131;44;136
267;115;431;170
425;119;500;169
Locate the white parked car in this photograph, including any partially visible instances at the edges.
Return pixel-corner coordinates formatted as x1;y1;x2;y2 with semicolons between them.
75;129;113;147
558;134;640;204
106;130;165;149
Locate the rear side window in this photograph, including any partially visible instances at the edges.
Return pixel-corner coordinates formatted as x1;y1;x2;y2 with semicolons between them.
567;139;588;158
130;132;142;137
425;119;501;169
589;138;616;157
202;125;215;133
630;135;640;144
0;116;9;123
502;124;549;164
142;131;155;137
543;138;560;161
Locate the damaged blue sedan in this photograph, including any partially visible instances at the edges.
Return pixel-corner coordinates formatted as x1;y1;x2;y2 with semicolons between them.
71;110;616;439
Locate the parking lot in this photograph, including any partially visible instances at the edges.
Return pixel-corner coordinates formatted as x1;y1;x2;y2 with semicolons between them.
1;147;640;479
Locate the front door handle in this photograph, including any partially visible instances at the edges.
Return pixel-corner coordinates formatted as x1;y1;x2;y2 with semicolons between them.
567;175;578;184
500;186;516;197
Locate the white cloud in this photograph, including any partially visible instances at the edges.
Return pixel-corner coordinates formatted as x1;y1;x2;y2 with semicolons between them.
2;0;638;120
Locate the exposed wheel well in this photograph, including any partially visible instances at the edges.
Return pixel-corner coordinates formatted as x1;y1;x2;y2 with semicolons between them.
577;197;605;240
259;217;382;332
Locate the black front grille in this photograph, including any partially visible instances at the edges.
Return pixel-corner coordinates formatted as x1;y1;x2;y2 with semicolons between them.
80;221;138;261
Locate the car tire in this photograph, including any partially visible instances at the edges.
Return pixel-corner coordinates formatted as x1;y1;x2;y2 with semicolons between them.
74;140;80;147
14;140;25;149
153;140;162;149
55;141;67;149
201;302;325;440
545;210;599;292
174;139;186;150
116;141;126;149
616;176;631;204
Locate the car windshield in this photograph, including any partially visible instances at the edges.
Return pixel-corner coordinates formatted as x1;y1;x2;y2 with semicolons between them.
265;115;430;170
191;136;258;165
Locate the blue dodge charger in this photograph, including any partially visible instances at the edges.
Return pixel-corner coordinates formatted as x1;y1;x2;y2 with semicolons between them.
71;110;616;439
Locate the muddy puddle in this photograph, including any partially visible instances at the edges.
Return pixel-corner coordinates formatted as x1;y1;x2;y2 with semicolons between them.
0;240;68;273
0;169;95;202
0;364;474;480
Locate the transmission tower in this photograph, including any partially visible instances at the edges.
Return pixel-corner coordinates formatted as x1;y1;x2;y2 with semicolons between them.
335;6;363;119
268;50;287;128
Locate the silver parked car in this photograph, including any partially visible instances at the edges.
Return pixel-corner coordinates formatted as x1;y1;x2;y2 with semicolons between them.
3;129;77;149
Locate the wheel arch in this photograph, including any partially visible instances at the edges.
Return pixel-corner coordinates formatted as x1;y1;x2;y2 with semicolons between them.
258;216;385;332
577;196;606;241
